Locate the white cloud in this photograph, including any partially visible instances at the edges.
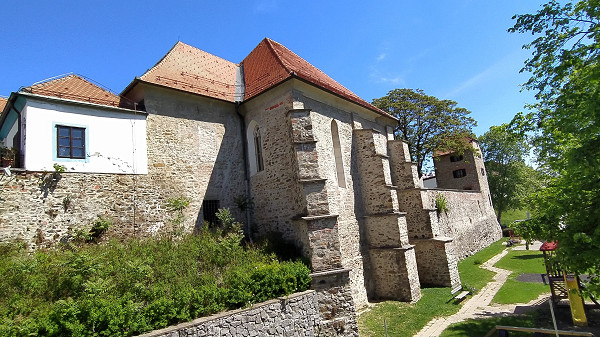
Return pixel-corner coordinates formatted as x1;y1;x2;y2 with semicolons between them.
376;53;387;61
444;51;519;98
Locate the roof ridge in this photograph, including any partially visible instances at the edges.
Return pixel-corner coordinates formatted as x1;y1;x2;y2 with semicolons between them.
264;38;292;75
140;41;184;79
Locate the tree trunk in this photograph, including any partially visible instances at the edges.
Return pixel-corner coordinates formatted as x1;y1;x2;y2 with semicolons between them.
497;209;503;224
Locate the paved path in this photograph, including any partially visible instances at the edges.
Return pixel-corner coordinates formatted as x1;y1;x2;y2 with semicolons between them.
414;241;547;337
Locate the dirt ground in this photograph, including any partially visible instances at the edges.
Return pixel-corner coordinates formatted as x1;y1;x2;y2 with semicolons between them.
533;303;600;335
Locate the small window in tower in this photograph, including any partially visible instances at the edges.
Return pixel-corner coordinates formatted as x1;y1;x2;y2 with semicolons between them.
203;200;220;225
481;168;486;176
453;169;467;178
450;155;464;162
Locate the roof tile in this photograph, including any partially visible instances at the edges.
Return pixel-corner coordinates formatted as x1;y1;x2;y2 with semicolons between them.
23;74;134;109
242;38;388;116
0;98;7;113
140;42;238;102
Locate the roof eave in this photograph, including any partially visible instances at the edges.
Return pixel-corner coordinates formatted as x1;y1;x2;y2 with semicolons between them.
17;92;147;115
130;79;237;105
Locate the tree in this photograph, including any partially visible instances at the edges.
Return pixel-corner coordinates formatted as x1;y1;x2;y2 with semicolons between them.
479;124;541;223
372;88;477;177
510;0;600;297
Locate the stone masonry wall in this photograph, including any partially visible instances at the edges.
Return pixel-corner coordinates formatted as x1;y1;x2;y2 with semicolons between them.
0;86;247;248
137;290;320;337
426;189;501;259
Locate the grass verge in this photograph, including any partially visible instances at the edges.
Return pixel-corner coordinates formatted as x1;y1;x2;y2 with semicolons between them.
492;247;548;304
358;238;507;336
458;239;506;293
358;288;462;337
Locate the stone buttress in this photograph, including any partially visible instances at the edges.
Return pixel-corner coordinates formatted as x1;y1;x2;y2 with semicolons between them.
288;108;359;336
354;129;421;302
389;140;460;289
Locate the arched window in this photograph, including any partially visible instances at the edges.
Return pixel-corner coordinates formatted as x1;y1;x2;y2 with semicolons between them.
246;120;264;175
331;120;346;187
254;126;264;172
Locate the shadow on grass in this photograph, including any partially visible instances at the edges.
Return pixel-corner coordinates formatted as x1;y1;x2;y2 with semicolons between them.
511;254;544;260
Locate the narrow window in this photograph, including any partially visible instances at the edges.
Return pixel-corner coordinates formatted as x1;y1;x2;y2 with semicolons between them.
56;125;85;159
450;154;464;162
453;169;467;178
254;126;264;172
331;120;346;187
203;200;220;225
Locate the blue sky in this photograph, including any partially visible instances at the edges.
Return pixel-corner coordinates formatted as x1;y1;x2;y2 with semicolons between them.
0;1;544;136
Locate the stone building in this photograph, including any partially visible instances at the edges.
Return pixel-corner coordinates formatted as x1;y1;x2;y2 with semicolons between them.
0;38;501;327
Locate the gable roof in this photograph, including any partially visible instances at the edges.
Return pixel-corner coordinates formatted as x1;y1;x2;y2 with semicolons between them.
139;41;238;102
242;38;389;117
22;74;134;109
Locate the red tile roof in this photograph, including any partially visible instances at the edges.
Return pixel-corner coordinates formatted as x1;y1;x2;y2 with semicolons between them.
242;38;388;117
139;41;238;102
0;98;7;113
22;74;134;109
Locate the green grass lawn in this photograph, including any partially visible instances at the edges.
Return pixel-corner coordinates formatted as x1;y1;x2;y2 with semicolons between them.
499;209;530;227
492;248;549;304
458;239;506;293
358;288;462;337
440;311;539;337
358;239;506;336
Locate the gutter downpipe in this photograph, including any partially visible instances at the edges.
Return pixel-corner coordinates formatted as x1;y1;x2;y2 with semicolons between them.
235;101;252;243
235;64;253;242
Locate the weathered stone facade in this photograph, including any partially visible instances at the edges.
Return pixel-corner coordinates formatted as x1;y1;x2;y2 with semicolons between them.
0;38;502;336
136;289;356;337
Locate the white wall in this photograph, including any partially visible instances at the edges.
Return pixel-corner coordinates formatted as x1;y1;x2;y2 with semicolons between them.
22;99;147;174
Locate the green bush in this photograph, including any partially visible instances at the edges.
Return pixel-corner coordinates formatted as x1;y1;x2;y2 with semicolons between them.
0;231;311;336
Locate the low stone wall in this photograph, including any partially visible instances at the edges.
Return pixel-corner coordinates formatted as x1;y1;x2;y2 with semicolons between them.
137;290;322;337
426;189;501;259
0;169;242;249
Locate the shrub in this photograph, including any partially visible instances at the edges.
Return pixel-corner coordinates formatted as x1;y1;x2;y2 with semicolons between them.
435;193;449;213
0;229;311;336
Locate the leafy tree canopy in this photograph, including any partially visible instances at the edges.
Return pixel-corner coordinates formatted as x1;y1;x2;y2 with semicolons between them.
510;0;600;297
372;88;477;177
479;124;541;223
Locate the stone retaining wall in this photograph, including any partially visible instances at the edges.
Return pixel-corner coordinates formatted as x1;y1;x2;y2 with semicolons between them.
426;189;501;259
136;289;356;337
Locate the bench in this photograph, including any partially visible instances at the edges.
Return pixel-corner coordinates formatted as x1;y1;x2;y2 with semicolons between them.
450;285;470;303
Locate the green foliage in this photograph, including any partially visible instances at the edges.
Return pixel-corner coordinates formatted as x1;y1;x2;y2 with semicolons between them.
52;163;66;173
233;195;254;212
0;230;311;336
256;231;307;263
165;196;190;235
509;0;600;298
372;88;477;177
479;124;543;223
165;196;189;212
435;193;449;213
